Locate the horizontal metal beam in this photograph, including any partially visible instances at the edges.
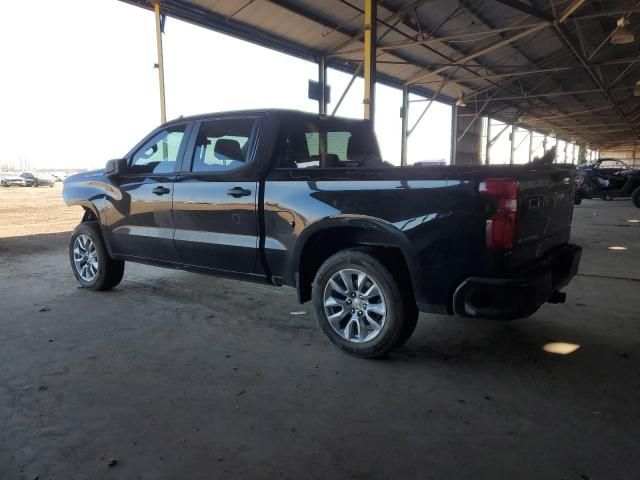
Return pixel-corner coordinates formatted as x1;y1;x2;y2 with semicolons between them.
468;87;634;103
414;66;573;85
406;22;549;85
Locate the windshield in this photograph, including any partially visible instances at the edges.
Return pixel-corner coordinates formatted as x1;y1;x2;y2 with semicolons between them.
596;158;630;169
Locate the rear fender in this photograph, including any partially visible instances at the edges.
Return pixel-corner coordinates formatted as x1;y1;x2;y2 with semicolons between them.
292;216;421;303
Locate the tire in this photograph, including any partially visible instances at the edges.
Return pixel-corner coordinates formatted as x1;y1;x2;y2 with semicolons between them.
69;222;125;291
1;181;7;187
603;194;614;201
33;181;39;187
312;249;415;358
632;187;640;209
574;195;582;205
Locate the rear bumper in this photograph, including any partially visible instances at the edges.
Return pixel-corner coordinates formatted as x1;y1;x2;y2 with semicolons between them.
452;243;582;320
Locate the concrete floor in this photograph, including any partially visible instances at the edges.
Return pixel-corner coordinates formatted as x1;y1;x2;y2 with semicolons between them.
1;199;639;480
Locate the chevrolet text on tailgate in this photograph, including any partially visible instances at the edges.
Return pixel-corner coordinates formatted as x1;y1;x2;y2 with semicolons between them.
63;110;582;358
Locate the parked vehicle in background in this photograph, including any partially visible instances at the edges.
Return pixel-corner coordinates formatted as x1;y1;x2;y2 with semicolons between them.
63;109;582;358
1;173;27;187
20;172;55;187
50;172;67;182
575;158;640;208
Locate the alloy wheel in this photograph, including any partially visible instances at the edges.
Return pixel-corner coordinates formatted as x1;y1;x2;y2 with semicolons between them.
323;268;387;343
73;234;99;282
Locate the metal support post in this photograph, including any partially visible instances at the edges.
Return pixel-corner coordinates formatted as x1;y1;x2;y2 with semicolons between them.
318;56;327;115
485;117;491;165
543;135;548;152
331;63;361;116
401;85;409;166
154;1;167;124
528;130;534;162
509;124;516;165
564;142;568;163
451;104;458;164
363;0;377;126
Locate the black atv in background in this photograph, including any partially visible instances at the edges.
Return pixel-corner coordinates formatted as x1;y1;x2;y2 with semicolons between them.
574;158;640;208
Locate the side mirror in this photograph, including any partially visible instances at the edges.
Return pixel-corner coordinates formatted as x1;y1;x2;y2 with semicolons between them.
105;158;127;177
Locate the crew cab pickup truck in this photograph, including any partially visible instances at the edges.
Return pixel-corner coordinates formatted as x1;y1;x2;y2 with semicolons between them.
63;110;581;358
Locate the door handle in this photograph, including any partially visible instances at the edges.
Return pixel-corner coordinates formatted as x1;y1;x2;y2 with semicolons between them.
152;186;171;195
227;187;252;198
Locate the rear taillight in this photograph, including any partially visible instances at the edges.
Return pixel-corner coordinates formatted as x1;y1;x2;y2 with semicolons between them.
479;178;519;249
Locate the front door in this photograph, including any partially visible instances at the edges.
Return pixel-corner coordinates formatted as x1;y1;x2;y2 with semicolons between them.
173;117;260;274
105;123;191;262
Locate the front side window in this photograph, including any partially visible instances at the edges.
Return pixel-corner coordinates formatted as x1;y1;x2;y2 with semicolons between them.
191;118;257;173
131;125;187;174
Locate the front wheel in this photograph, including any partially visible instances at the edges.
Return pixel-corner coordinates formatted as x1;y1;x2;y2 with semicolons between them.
69;222;125;291
632;187;640;209
312;249;416;358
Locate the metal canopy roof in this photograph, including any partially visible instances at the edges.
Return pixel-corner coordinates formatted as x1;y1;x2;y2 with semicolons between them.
121;0;640;149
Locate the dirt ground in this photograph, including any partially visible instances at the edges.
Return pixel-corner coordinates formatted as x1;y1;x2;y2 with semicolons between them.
0;183;81;238
0;190;639;479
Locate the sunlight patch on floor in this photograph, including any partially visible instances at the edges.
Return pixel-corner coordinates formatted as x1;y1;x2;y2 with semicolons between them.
543;342;581;355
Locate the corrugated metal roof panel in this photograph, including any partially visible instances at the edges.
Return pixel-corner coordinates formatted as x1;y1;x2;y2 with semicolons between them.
119;0;640;147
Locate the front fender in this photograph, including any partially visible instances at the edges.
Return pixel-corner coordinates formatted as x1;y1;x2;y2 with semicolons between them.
62;172;109;224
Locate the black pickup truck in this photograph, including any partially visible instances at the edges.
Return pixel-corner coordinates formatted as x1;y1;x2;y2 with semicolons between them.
63;110;581;358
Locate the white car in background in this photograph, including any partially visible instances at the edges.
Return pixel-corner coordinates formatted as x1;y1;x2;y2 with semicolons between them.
0;172;27;187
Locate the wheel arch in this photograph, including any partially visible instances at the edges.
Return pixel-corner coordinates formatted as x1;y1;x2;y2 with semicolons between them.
293;217;420;304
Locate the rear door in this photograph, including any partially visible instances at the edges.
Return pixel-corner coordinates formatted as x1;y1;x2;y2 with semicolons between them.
172;117;260;273
106;123;191;262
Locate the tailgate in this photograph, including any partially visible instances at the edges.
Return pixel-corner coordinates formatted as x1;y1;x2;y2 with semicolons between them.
511;167;576;268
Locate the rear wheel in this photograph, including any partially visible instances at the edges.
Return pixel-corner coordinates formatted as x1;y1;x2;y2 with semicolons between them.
312;249;415;358
69;222;124;291
632;187;640;209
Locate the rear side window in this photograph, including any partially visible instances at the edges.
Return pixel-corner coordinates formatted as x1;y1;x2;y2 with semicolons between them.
274;119;381;169
130;125;187;174
191;118;257;173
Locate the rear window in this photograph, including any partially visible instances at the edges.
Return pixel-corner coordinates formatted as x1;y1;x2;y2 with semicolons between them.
274;118;382;169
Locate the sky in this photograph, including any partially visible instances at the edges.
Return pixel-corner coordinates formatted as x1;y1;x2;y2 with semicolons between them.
0;0;454;171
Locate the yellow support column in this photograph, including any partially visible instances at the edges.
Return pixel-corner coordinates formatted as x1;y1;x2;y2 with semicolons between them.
154;1;167;124
363;0;377;127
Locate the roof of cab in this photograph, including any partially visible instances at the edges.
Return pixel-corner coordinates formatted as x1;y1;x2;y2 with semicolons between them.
163;109;369;126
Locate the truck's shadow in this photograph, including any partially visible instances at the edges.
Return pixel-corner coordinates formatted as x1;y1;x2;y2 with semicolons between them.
0;231;71;256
